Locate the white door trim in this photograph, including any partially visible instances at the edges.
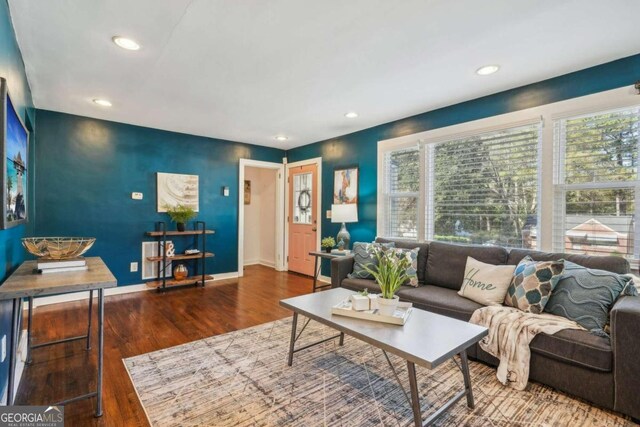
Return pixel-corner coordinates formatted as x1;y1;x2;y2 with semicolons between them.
238;159;285;276
284;157;323;271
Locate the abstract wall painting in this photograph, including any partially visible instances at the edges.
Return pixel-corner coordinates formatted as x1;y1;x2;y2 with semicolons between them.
333;166;358;205
157;172;199;212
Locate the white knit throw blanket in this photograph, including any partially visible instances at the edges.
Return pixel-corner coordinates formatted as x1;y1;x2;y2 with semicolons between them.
469;306;584;390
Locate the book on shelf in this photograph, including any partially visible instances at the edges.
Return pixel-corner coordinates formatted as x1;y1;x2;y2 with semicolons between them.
35;265;89;274
37;257;86;270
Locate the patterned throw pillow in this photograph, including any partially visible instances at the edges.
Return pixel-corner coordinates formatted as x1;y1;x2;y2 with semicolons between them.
348;242;395;280
394;247;420;287
458;257;516;306
545;261;637;335
504;256;565;314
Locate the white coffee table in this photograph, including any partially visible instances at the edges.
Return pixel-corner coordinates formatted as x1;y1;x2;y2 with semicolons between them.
280;288;488;426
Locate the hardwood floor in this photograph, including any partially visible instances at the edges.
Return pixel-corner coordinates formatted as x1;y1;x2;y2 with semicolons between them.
15;265;317;426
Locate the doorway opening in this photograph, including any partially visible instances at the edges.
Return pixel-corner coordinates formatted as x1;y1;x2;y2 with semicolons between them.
238;159;285;276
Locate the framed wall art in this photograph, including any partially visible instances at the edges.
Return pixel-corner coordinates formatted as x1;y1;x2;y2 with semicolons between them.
157;172;199;212
1;77;29;229
244;180;251;205
333;165;358;205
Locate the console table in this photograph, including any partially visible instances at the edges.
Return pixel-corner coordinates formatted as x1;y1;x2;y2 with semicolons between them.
0;257;116;417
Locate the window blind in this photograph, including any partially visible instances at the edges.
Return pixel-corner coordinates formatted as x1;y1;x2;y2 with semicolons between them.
426;123;541;248
554;106;640;261
382;147;420;239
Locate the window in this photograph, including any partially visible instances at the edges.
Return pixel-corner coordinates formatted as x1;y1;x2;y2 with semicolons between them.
554;106;640;262
381;147;420;239
380;122;541;247
427;124;541;247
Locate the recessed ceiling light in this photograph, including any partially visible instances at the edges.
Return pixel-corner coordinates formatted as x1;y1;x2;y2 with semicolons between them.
92;98;112;107
476;65;500;76
112;36;141;51
274;135;288;141
344;112;359;118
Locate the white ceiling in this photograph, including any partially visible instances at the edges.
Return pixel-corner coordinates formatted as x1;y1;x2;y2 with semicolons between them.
8;0;640;149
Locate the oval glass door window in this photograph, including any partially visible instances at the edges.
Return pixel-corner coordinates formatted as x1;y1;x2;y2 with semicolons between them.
294;173;312;224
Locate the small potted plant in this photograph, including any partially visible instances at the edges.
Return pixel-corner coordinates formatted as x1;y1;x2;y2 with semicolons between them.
321;236;336;253
165;204;197;231
361;246;410;316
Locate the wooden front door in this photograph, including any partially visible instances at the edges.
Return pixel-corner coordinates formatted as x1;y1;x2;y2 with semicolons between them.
288;164;317;276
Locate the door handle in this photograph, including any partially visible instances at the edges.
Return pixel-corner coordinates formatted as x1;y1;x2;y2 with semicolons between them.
312;227;317;231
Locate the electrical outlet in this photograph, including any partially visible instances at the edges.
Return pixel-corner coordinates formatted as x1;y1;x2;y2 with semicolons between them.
1;335;6;363
130;262;139;272
131;192;143;200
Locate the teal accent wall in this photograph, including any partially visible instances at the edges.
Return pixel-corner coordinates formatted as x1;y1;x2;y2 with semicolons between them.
0;0;34;402
34;110;284;286
288;53;640;275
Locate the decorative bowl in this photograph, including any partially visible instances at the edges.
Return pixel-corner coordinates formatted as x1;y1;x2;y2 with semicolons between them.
21;237;96;260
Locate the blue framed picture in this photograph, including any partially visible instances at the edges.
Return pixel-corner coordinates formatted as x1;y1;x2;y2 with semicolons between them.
1;77;29;229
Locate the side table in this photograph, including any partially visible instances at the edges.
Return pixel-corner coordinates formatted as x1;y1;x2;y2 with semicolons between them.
308;251;353;292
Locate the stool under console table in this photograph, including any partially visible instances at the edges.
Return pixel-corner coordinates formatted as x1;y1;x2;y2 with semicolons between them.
0;256;116;417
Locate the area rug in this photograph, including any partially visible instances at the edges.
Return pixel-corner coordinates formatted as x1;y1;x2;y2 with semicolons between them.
124;318;633;426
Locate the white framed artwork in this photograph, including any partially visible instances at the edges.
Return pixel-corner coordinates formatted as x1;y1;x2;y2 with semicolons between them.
156;172;199;212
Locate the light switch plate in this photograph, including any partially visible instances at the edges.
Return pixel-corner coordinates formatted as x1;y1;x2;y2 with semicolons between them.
326;210;332;219
131;192;143;200
130;262;139;272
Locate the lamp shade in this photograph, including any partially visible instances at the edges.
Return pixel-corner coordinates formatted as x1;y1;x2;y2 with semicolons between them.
331;204;358;223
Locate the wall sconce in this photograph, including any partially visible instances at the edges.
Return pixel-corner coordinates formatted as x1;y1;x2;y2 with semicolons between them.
635;81;640;95
222;186;229;197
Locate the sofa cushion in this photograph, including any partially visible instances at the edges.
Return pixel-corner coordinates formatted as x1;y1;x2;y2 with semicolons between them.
376;238;429;284
458;257;516;306
530;329;612;372
341;278;415;295
425;242;508;290
507;248;629;275
545;261;635;335
349;241;395;280
504;256;565;314
396;285;483;321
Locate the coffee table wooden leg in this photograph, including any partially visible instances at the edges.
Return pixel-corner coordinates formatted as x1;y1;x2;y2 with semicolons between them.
287;312;299;366
339;332;344;346
459;350;474;408
407;361;423;427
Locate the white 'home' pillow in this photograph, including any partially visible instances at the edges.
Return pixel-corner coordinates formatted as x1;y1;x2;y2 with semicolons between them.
458;257;515;306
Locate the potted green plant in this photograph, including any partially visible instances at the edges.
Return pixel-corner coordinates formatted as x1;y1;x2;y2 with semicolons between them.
321;236;336;253
165;204;197;231
361;246;410;316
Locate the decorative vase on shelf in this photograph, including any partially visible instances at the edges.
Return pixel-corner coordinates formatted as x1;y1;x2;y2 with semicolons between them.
174;263;188;281
176;222;186;232
377;295;400;316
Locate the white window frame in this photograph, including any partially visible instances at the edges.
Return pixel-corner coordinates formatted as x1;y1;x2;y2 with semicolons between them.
377;85;640;252
552;105;640;263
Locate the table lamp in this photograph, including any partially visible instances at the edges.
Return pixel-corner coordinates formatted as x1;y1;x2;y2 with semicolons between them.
331;204;358;250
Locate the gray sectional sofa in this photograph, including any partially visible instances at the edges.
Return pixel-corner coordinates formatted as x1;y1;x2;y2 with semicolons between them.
330;238;640;421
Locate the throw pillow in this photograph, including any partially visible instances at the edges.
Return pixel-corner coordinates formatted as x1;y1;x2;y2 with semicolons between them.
393;247;420;287
545;261;637;335
349;242;395;280
504;256;565;314
457;257;516;306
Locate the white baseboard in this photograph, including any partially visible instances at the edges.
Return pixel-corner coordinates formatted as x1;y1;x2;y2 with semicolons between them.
29;271;239;308
318;274;331;284
243;260;276;268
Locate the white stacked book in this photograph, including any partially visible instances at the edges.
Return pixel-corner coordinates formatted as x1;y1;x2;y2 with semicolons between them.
36;258;88;274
